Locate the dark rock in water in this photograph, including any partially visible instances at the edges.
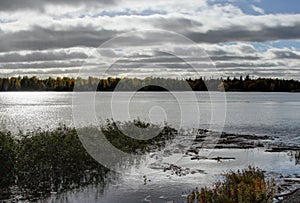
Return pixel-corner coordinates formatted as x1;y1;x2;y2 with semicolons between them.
191;156;208;160
187;148;199;154
192;129;278;150
197;129;209;134
277;188;300;203
195;138;206;142
210;156;236;161
214;144;255;149
265;146;300;152
162;163;206;176
196;135;206;139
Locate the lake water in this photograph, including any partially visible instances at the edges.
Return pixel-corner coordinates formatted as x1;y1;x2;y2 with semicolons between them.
1;92;299;143
1;92;300;202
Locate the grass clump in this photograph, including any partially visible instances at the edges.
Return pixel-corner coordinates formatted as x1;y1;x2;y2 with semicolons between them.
187;166;275;203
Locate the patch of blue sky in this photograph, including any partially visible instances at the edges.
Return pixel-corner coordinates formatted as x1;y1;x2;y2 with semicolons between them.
255;0;300;14
91;9;167;18
207;0;260;13
218;40;300;52
265;40;300;50
251;41;300;52
0;18;17;23
208;0;300;15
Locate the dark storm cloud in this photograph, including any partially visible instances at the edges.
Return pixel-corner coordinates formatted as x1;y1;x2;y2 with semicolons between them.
185;24;300;43
0;0;115;12
0;26;120;52
1;18;300;53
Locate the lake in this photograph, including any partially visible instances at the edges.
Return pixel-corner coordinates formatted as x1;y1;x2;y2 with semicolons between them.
0;92;299;202
1;92;299;143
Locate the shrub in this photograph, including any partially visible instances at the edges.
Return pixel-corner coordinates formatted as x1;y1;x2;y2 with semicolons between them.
187;166;275;203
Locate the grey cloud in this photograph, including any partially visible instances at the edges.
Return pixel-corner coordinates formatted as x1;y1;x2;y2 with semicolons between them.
219;67;300;72
215;61;285;68
1;19;300;53
0;50;88;63
152;17;203;31
185;24;300;43
271;50;300;59
2;68;82;77
0;26;120;52
0;0;115;12
115;55;261;64
1;60;84;69
210;55;260;61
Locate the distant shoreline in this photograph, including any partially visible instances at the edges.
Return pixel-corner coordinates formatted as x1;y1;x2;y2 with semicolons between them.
0;90;300;93
1;76;300;92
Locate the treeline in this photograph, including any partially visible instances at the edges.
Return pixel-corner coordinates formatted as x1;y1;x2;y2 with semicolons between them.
0;75;300;92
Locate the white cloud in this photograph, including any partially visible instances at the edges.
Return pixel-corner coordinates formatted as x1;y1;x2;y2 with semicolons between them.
0;0;300;79
251;5;265;15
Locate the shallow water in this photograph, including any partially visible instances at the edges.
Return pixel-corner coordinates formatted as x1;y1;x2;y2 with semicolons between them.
45;134;300;203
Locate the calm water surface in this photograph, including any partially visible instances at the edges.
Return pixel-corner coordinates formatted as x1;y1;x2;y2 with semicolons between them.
0;92;299;143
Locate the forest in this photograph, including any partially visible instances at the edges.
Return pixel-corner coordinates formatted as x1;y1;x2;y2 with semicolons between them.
0;75;300;92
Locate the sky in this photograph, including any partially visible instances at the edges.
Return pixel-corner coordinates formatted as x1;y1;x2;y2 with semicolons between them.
0;0;300;79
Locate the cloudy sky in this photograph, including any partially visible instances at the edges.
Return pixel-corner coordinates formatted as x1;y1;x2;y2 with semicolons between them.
0;0;300;79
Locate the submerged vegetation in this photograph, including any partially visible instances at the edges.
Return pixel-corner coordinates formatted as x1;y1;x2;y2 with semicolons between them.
288;150;300;165
0;75;300;92
187;167;275;203
0;120;177;201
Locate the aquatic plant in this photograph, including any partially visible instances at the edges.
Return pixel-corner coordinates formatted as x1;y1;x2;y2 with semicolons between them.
0;121;177;201
187;166;275;203
102;119;178;154
14;125;109;200
295;151;300;165
0;131;16;199
288;150;300;165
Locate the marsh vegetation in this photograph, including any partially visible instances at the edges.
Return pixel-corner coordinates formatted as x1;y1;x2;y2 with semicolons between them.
0;120;177;201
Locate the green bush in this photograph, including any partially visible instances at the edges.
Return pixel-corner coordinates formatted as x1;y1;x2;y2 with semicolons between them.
187;167;275;203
